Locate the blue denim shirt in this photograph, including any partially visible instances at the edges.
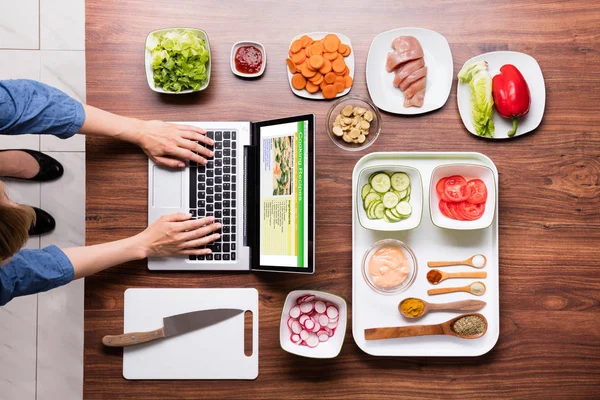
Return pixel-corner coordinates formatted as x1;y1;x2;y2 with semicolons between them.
1;79;85;306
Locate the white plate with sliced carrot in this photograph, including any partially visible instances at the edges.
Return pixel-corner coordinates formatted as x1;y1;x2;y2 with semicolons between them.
286;32;354;100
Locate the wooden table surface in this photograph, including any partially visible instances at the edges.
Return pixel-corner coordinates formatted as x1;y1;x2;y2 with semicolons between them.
84;1;600;398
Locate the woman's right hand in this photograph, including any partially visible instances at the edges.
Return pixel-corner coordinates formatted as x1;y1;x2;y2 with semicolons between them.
135;213;221;258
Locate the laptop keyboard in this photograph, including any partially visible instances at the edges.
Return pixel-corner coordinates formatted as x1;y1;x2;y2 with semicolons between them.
189;130;238;261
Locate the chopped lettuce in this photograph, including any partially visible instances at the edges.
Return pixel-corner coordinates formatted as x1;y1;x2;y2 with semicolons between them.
458;61;494;138
147;29;210;93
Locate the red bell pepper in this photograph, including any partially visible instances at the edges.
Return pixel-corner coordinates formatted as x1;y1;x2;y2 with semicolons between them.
492;64;531;137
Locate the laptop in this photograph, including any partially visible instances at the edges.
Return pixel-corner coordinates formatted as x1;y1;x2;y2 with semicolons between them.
148;114;315;274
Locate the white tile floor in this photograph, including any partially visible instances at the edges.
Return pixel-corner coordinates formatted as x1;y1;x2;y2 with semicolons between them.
0;0;85;399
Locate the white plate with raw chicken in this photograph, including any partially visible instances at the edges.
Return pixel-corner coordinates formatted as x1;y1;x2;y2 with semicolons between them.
366;28;453;115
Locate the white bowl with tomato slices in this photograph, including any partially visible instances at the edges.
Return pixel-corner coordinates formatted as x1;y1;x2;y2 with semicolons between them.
429;164;496;230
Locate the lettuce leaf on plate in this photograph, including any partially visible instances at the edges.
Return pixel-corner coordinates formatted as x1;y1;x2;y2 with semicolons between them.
458;61;494;138
147;29;210;93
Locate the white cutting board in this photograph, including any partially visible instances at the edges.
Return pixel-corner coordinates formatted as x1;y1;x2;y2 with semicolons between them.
123;288;258;380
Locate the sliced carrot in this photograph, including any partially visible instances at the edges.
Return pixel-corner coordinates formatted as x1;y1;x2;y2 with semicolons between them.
335;82;345;93
337;43;348;54
332;58;346;73
300;35;312;47
334;65;347;76
311;74;324;86
325;34;341;47
319;58;332;74
309;72;322;83
344;75;353;88
308;54;324;70
324;52;338;61
291;40;303;54
305;46;311;57
343;45;351;57
305;81;319;94
286;58;297;74
292;51;306;65
289;49;293;58
319;81;328;91
292;73;306;90
323;37;338;53
335;76;345;86
324;72;337;84
322;84;337;99
301;62;316;78
310;43;324;56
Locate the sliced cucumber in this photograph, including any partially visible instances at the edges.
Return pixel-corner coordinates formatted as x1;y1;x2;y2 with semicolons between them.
391;172;410;191
396;189;408;201
383;213;392;223
374;203;385;219
364;193;381;209
385;209;401;222
389;208;402;219
367;200;381;219
370;173;391;193
382;192;399;208
361;184;372;200
396;201;412;217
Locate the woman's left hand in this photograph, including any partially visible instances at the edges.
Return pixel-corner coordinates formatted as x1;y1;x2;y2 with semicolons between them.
137;120;215;168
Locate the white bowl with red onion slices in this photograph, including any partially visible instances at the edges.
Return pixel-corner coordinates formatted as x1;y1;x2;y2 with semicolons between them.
280;290;347;358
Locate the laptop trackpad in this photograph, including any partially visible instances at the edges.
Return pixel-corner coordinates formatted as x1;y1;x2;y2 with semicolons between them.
152;166;183;208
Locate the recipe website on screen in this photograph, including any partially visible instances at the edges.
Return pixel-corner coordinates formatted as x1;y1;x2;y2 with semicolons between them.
259;120;308;268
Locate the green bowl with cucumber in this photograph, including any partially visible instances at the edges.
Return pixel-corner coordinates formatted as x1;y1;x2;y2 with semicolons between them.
357;165;423;231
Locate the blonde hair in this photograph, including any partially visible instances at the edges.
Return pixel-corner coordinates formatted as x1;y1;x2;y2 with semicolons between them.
0;182;36;261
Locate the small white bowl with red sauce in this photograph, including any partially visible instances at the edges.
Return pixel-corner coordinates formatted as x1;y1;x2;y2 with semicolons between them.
231;41;266;78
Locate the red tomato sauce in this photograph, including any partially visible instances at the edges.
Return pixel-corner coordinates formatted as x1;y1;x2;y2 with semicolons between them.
234;45;263;74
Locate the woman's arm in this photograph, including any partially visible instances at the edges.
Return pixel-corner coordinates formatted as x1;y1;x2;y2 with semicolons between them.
80;105;215;168
63;213;221;279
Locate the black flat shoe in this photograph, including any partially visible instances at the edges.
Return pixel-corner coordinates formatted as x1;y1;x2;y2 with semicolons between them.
28;207;56;236
0;149;63;182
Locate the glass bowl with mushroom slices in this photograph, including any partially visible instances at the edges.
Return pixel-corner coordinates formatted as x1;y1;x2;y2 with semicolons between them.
326;96;381;151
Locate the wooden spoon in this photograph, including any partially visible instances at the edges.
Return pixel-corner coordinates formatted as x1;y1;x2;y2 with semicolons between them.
398;298;487;318
427;281;487;296
427;269;487;285
365;313;488;340
428;254;487;269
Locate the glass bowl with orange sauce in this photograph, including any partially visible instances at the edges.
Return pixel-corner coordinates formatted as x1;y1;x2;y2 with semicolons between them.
361;239;418;295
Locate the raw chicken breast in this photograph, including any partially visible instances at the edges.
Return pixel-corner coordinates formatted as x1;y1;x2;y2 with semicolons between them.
386;50;424;72
391;36;424;58
402;77;426;107
399;66;427;91
404;90;425;108
393;58;425;87
402;76;426;99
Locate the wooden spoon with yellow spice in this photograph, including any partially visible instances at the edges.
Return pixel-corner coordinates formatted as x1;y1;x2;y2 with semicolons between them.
398;297;487;319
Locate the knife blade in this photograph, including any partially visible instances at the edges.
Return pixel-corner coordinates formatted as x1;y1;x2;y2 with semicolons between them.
102;308;244;347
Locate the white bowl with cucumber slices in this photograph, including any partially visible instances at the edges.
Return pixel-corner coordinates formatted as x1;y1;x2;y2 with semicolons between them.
357;165;423;231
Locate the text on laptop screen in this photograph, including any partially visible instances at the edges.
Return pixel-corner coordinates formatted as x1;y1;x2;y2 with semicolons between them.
259;120;309;268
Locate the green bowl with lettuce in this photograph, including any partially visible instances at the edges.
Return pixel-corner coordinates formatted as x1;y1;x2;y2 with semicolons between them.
145;28;211;94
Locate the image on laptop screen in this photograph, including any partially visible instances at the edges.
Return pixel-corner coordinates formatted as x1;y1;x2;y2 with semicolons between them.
259;119;310;269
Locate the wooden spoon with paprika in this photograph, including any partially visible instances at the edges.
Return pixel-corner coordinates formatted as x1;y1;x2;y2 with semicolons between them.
427;269;487;285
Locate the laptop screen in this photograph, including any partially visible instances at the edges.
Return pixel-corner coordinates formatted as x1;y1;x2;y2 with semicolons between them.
257;115;313;272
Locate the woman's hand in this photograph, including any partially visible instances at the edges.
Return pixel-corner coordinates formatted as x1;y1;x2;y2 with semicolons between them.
135;213;221;258
137;120;215;168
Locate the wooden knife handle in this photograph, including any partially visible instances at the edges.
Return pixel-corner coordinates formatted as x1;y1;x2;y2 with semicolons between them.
102;327;165;347
431;299;487;312
445;271;487;279
365;324;443;340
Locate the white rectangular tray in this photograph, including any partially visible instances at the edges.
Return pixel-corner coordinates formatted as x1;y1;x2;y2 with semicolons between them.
352;152;499;356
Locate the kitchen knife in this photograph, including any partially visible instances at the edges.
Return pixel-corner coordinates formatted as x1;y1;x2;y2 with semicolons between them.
102;308;244;347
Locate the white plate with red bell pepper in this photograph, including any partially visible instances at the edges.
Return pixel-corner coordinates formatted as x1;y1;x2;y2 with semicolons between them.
457;51;546;139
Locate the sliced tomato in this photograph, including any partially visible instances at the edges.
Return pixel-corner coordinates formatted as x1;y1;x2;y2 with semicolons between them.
438;200;452;218
443;175;470;202
436;178;447;199
466;179;488;204
448;201;465;220
458;202;485;220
